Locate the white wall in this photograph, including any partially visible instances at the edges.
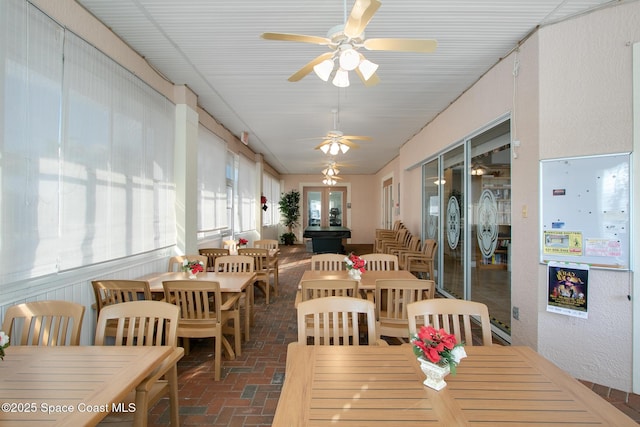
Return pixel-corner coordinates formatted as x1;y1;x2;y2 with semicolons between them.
536;2;638;391
393;1;639;391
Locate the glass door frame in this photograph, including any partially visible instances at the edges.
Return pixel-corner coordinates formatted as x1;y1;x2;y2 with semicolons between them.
302;185;348;229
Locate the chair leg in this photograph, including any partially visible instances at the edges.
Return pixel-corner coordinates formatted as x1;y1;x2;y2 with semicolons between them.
167;364;180;427
214;333;222;381
133;389;149;427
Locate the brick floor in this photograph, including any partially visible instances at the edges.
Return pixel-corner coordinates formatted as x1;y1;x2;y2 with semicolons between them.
147;244;640;426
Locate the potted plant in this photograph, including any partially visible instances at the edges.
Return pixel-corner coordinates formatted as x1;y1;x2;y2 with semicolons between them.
279;189;300;245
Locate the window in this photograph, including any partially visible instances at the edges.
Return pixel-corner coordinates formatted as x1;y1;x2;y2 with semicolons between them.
1;0;175;282
198;125;228;235
235;154;256;233
262;172;281;226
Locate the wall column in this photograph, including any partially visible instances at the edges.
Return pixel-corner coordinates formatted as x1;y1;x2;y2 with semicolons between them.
174;85;199;254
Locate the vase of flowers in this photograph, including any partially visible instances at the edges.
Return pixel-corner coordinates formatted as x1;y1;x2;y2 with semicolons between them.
0;331;10;360
410;325;467;390
344;252;366;280
182;260;205;279
237;238;248;249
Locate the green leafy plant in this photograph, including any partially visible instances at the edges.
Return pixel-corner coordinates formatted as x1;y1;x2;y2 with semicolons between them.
279;190;300;245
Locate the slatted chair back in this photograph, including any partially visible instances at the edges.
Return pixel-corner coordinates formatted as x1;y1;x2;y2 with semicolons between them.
213;255;255;273
254;239;279;251
310;253;346;271
92;280;152;314
361;253;399;271
2;300;85;346
374;279;434;342
199;248;230;271
297;296;378;346
167;254;208;272
238;248;277;304
407;299;493;346
94;300;182;427
300;279;359;301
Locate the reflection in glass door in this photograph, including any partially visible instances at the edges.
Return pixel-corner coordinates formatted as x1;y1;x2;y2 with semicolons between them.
441;145;466;299
307;191;321;226
470;122;511;337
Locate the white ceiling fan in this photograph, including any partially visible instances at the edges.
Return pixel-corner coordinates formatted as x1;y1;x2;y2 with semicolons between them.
261;0;437;87
312;109;371;155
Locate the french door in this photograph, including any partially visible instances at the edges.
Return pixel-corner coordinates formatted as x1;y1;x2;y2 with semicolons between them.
303;187;347;228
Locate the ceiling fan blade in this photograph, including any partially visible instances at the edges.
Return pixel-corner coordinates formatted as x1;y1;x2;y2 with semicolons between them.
341;135;372;141
354;67;380;86
364;38;438;53
261;32;331;46
344;0;381;38
288;52;335;82
336;140;360;149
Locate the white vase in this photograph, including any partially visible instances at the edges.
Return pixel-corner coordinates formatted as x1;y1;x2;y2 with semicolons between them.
417;357;450;391
188;272;198;279
348;269;361;280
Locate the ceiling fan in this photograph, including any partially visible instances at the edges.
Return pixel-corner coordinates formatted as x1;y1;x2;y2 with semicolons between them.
261;0;437;87
313;109;371;155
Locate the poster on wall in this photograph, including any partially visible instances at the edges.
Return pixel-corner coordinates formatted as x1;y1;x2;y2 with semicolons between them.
547;262;589;318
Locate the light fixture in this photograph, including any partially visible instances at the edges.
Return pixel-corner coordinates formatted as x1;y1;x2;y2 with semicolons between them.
358;59;378;81
322;175;337;186
339;47;360;71
313;58;334;82
322;163;340;177
332;68;350;87
434;179;446;185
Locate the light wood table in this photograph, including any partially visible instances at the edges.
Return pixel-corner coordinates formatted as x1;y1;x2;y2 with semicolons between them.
273;343;638;426
0;345;172;427
138;271;257;350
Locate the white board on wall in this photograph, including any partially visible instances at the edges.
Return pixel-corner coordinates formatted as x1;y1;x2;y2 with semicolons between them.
540;153;630;270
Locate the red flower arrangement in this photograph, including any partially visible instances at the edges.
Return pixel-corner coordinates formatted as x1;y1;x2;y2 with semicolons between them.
182;260;205;275
411;325;467;374
344;252;366;272
238;238;248;247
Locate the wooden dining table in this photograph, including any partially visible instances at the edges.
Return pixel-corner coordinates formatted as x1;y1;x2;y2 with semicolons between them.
137;271;257;351
273;343;638;426
0;345;172;427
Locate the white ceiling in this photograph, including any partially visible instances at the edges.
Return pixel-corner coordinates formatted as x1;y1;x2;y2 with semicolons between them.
74;0;615;175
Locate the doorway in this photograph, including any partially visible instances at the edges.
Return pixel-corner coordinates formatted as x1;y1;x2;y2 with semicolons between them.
303;186;347;228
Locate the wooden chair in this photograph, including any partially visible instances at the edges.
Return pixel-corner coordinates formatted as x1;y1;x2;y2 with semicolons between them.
163;280;240;381
389;235;421;263
296;279;359;306
91;280;153;337
404;239;438;279
199;248;230;271
407;299;493;346
374;222;406;253
94;300;182;427
381;228;411;254
310;253;346;271
296;296;384;346
2;300;85;346
374;279;435;343
238;248;277;304
213;254;254;341
254;239;279;289
167;254;208;272
361;253;399;271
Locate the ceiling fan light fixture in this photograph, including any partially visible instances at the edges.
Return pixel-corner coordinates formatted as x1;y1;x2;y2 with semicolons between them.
313;59;334;82
338;47;360;71
340;143;350;154
329;142;341;156
319;143;331;154
332;68;350;87
358;58;378;81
